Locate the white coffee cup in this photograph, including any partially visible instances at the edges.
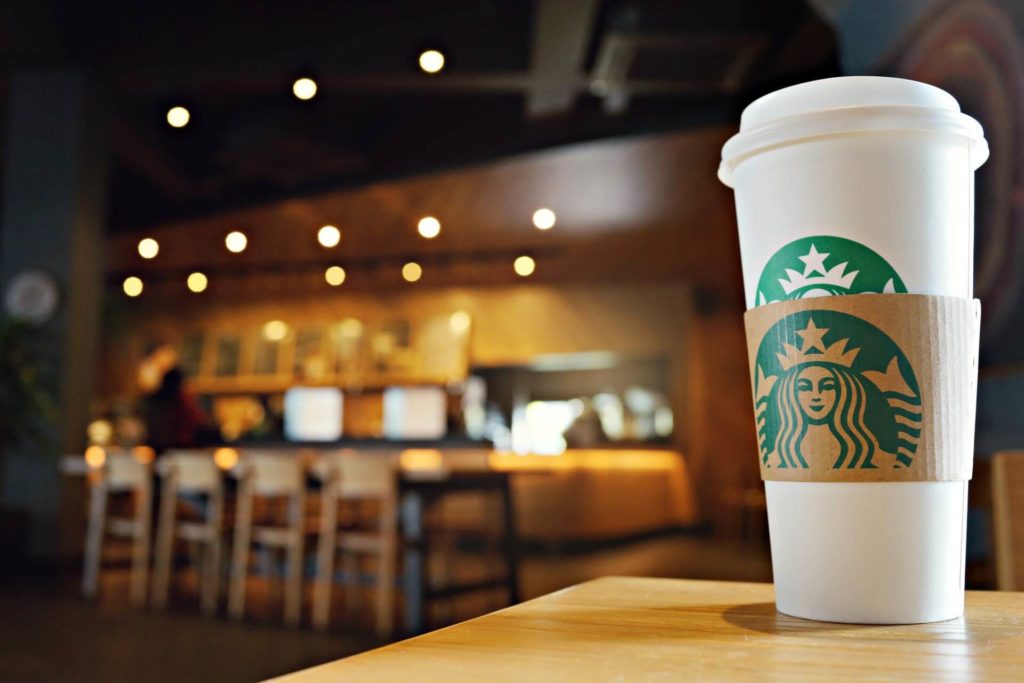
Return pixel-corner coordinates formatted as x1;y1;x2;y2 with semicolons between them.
719;76;987;624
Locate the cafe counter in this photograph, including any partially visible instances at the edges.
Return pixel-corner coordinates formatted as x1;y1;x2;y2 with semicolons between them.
402;448;697;542
63;445;698;543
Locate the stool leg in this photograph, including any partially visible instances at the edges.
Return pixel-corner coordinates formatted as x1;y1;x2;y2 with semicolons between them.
82;484;107;599
130;481;153;608
151;475;177;609
485;493;505;611
283;490;305;628
228;481;253;621
401;490;427;635
343;552;361;611
201;491;224;616
376;494;397;638
313;486;339;631
500;478;520;605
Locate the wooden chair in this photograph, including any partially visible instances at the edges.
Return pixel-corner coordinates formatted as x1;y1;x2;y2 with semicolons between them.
82;449;153;607
151;450;225;615
313;451;398;636
992;451;1024;590
228;450;307;627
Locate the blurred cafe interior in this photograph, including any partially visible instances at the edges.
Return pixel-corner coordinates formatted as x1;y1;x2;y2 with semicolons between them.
2;1;1024;680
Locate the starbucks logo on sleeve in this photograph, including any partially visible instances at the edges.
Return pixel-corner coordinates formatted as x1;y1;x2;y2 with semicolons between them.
753;310;922;471
756;236;907;305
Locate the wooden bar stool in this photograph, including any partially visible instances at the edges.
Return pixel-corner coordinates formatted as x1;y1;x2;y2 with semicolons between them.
312;451;398;636
81;448;153;607
228;450;307;627
151;450;225;614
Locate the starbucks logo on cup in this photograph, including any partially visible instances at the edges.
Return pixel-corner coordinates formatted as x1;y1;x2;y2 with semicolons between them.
756;236;907;306
753;310;921;471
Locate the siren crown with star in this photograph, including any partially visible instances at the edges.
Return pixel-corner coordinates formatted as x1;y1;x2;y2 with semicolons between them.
778;243;859;295
777;318;860;371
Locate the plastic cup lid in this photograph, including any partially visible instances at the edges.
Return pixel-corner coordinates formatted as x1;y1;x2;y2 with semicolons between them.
718;76;989;187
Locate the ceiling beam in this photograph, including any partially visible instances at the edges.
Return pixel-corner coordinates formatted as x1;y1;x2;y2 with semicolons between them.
527;0;601;118
110;114;192;202
112;68;716;98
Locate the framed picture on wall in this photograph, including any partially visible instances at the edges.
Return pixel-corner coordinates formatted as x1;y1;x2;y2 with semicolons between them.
330;318;365;375
293;327;327;380
179;332;205;377
253;335;282;376
213;334;242;377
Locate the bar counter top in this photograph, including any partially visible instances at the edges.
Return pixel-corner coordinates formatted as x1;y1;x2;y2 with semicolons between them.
62;448;697;541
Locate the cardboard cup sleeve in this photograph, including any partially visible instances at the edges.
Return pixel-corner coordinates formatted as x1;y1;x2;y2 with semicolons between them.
744;294;980;483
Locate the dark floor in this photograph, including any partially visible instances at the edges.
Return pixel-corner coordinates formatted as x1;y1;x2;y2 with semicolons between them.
0;534;772;683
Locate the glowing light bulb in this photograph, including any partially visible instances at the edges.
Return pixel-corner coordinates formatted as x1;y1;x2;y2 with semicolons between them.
318;225;341;248
225;231;248;253
325;266;346;286
418;49;445;74
402;262;423;282
166;106;190;128
418;216;441;239
138;238;159;259
514;255;536;277
123;276;143;297
532;208;556;230
292;77;318;100
187;272;208;293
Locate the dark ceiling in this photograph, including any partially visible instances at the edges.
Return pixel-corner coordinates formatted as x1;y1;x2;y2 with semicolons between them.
0;0;837;232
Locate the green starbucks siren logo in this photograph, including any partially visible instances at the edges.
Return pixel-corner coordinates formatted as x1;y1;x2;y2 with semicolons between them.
753;310;921;470
756;236;907;306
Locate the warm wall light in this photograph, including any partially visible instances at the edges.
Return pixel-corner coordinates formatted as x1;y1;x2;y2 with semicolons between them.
532;208;556;230
87;419;114;446
325;265;346;286
225;230;248;253
138;237;159;259
339;317;364;338
132;446;156;465
123;276;143;297
317;225;341;248
418;49;445;74
292;77;318;100
400;448;444;470
214;447;239;470
84;445;106;469
449;310;471;335
187;272;208;293
166;106;190;128
514;255;536;277
262;320;289;341
417;216;441;239
402;262;423;282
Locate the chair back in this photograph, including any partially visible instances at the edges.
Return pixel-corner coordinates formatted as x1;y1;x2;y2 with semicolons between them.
160;450;222;493
333;451;396;498
992;451;1024;591
105;451;150;491
241;450;305;495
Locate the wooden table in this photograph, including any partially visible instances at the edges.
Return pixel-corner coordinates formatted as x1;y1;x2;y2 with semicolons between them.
273;577;1024;682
